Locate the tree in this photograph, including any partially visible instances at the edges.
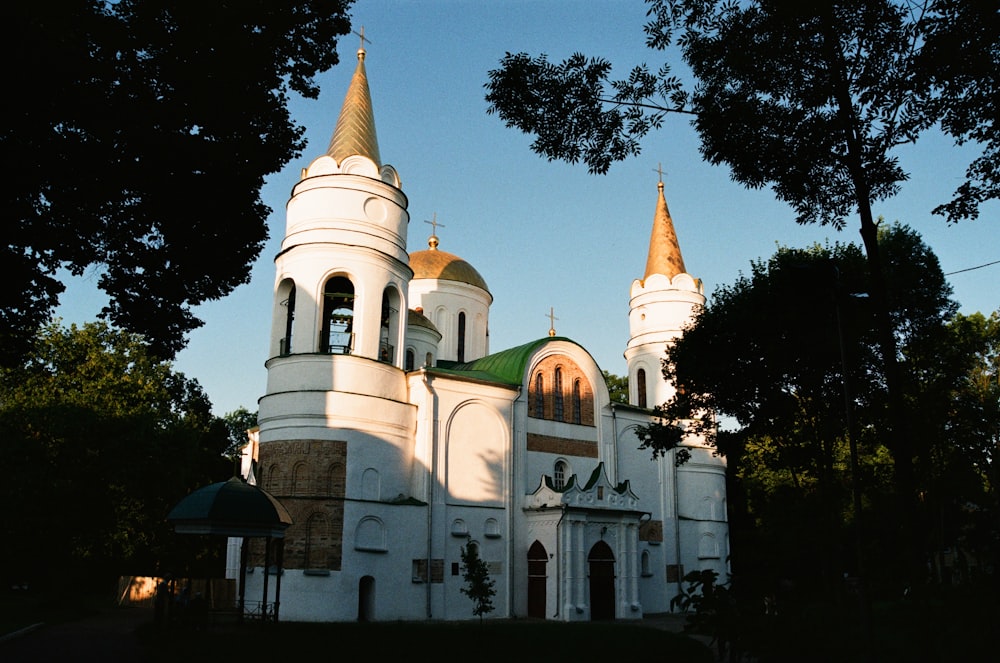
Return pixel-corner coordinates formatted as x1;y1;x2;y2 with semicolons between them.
1;2;354;363
643;224;969;594
221;406;259;466
485;0;998;582
603;370;630;404
0;320;232;590
459;543;496;622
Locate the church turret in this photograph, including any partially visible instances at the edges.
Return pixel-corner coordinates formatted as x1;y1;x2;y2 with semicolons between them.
266;42;410;367
625;177;705;409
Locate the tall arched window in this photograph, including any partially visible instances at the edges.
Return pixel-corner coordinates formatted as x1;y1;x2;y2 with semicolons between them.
380;288;400;363
534;373;544;418
637;368;647;408
554;367;564;421
457;312;466;363
405;349;415;371
572;379;582;424
281;284;295;355
321;277;355;354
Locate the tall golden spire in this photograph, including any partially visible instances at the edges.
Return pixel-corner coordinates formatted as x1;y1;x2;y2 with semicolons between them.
643;170;686;280
327;29;381;166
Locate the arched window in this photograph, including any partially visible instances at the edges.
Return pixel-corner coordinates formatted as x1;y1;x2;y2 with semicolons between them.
291;462;309;496
281;284;295;355
425;351;433;367
321;276;355;354
572;379;582;424
533;373;544;418
379;288;399;363
305;513;331;569
553;460;568;490
554;367;564;421
405;349;415;371
457;312;466;363
637;368;647;408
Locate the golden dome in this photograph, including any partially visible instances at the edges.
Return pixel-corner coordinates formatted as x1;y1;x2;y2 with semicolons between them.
410;235;490;292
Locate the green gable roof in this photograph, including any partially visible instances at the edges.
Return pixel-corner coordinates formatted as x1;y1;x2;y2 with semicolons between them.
432;337;575;385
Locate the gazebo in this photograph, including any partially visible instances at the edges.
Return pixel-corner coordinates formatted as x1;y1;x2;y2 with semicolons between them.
167;476;292;621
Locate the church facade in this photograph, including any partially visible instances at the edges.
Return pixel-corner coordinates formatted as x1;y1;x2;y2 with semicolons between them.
234;44;729;623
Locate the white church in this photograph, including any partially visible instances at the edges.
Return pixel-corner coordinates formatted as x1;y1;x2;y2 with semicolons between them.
233;42;729;623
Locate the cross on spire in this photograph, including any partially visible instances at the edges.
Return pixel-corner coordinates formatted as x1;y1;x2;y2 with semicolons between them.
353;26;372;51
654;162;666;183
546;307;559;337
424;213;445;236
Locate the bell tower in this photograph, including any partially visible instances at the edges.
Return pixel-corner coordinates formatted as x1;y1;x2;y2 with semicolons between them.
625;175;704;409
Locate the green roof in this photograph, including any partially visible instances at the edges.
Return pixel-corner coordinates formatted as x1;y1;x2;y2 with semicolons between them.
433;337;575;385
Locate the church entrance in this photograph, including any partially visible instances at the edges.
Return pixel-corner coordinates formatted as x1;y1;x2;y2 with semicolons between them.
357;575;374;621
588;540;615;621
527;540;548;618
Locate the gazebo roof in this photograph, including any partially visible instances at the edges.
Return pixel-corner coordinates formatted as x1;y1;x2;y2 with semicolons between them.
167;477;292;538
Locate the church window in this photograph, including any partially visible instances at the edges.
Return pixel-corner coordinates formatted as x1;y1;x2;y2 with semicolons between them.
572;379;582;424
291;462;310;496
405;349;415;371
379;288;400;363
280;283;295;355
326;462;345;496
554;367;564;421
637;368;647;408
362;468;380;501
457;312;466;363
425;351;433;367
698;533;720;559
553;460;568;490
641;550;652;577
305;512;331;569
355;516;387;552
533;373;544;418
265;463;281;494
321;277;355;354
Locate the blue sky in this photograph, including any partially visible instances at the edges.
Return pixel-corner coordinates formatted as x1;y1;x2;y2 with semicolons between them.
58;0;998;416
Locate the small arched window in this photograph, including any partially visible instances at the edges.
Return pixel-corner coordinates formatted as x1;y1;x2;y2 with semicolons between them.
405;349;415;371
553;460;568;490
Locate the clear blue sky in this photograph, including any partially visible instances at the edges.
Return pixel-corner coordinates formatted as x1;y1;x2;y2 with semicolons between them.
58;0;998;416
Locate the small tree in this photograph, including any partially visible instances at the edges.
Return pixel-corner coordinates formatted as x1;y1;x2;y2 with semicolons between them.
460;543;496;622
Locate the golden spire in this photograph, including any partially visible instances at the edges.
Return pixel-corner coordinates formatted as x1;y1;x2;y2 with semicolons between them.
327;27;381;166
643;165;686;280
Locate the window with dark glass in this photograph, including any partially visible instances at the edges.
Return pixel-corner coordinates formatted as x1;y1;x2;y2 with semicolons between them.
572;379;582;424
534;373;544;417
457;312;466;363
554;367;564;421
637;368;647;408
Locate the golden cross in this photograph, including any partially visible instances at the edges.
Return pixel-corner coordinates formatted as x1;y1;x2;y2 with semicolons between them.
653;162;666;183
353;26;372;50
424;213;445;235
546;307;559;337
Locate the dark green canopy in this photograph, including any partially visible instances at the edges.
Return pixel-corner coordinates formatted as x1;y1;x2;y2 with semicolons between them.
167;476;292;538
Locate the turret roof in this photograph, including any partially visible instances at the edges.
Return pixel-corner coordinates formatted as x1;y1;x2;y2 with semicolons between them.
326;46;381;166
643;180;687;280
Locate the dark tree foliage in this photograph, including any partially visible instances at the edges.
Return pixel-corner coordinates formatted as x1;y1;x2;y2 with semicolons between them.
602;370;630;404
1;1;354;364
0;321;232;590
485;0;997;582
222;406;259;464
644;225;990;594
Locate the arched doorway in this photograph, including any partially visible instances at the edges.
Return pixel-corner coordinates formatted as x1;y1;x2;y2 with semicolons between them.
527;541;548;618
588;540;615;621
358;575;375;622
